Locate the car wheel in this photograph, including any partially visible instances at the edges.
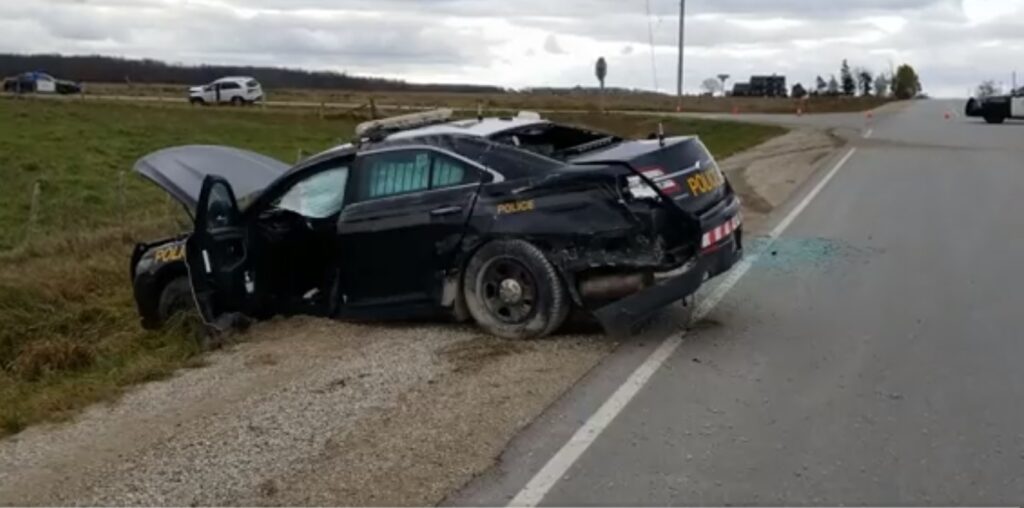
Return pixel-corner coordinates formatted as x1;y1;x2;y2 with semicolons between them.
985;113;1006;124
189;98;204;106
231;96;244;106
463;240;570;340
157;276;195;324
965;98;979;116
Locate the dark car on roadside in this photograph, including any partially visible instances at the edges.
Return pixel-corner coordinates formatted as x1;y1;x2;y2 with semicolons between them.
130;110;744;339
2;71;83;94
965;89;1024;124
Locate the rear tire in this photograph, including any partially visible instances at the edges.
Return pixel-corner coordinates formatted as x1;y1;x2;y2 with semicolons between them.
985;113;1006;124
157;276;195;324
463;240;569;340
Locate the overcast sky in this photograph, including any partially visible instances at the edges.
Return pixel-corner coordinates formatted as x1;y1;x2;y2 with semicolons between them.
2;0;1023;97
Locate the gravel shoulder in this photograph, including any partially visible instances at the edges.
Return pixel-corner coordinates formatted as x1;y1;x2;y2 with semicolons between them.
0;318;613;506
0;125;839;507
719;128;843;230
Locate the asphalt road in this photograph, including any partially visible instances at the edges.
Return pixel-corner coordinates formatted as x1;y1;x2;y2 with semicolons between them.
453;99;1024;506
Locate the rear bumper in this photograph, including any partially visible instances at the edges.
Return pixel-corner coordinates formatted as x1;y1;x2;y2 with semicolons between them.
593;229;742;335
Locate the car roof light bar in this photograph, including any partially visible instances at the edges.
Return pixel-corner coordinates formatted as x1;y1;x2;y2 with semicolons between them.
355;108;454;138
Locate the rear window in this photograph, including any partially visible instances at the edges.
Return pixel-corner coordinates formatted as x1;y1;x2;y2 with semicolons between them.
490;123;620;161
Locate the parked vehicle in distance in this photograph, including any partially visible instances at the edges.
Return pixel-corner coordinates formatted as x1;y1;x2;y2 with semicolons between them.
130;110;744;339
965;88;1024;124
188;76;264;105
2;71;83;94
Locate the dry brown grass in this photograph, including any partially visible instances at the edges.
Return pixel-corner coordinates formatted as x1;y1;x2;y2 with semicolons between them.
83;82;893;114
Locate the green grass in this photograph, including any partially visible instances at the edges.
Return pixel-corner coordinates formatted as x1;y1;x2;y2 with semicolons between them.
0;97;785;437
548;113;787;160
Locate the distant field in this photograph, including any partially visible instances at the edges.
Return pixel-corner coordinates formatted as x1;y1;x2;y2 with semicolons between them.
0;97;784;436
84;81;893;114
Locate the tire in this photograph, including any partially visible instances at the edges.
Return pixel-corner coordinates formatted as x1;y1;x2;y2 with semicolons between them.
965;98;979;116
157;276;195;324
985;113;1006;124
463;240;570;340
230;96;244;106
189;98;204;106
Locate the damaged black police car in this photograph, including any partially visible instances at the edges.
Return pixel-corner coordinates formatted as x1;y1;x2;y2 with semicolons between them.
130;109;743;339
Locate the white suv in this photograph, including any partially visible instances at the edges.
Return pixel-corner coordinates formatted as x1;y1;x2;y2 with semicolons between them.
188;77;264;105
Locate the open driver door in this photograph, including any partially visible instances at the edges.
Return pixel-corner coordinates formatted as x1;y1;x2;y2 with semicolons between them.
185;175;256;329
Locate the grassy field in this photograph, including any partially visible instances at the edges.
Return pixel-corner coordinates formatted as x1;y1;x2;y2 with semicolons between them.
0;97;785;437
84;81;894;114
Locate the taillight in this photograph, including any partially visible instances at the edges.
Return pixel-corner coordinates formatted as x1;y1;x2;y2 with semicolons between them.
626;167;683;200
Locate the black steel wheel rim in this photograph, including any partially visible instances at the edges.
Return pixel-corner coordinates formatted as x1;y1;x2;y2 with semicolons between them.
479;257;538;324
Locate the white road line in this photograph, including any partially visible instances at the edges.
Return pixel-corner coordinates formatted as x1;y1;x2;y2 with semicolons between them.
508;147;859;508
863;128;873;139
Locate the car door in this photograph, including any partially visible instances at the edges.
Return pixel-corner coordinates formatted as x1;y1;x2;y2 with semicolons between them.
337;147;490;308
185;175;254;325
1012;93;1024;118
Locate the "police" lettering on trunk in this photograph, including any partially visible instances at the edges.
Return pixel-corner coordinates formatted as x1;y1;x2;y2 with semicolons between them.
687;169;725;196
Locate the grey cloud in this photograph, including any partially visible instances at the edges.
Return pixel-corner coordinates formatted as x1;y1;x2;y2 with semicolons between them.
544;34;565;54
5;0;1022;97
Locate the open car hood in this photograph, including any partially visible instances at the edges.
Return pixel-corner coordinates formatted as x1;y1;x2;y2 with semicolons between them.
134;145;290;213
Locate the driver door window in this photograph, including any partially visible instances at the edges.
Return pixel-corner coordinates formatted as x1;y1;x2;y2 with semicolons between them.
272;167;350;218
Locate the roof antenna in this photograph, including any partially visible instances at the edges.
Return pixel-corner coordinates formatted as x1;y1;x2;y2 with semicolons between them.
657;121;666;147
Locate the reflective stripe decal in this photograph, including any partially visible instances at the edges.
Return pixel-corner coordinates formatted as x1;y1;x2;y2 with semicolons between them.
701;215;742;249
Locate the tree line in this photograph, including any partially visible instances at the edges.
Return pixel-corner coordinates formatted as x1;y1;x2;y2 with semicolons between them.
0;53;504;93
794;60;922;100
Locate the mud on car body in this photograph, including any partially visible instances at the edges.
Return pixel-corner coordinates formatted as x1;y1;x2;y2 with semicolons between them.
130;110;743;339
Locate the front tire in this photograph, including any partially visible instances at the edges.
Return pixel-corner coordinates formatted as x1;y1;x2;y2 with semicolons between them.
157;276;195;324
230;96;244;106
463;240;569;340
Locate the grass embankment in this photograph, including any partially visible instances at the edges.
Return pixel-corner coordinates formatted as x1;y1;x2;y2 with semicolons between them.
82;82;893;114
0;97;785;436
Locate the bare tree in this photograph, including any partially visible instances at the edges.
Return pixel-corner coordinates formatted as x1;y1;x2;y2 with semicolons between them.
701;78;722;96
976;80;998;97
857;69;874;97
874;73;890;97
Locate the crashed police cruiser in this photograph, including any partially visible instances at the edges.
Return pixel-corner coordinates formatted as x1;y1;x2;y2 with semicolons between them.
965;88;1024;124
130;109;743;339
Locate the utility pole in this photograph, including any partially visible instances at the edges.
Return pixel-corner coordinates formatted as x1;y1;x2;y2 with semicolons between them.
676;0;686;99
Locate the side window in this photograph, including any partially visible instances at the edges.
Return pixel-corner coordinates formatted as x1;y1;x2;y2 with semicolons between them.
206;182;238;230
219;82;240;90
355;150;482;202
272;167;350;218
363;150;431;199
431;153;478;189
